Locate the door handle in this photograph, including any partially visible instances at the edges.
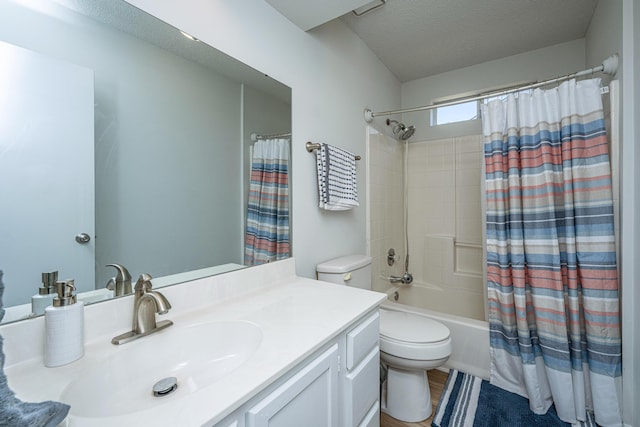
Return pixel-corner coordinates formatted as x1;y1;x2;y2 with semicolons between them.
75;233;91;244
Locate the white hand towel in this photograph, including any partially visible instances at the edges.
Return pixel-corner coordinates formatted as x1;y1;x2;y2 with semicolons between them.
316;143;359;211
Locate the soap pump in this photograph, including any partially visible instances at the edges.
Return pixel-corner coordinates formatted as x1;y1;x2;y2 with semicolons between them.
44;279;85;367
31;271;58;316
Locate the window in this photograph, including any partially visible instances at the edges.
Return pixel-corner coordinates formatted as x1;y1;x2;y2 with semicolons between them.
430;82;531;127
430;100;478;126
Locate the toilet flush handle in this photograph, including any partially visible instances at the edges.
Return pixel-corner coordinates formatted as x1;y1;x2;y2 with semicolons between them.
343;273;352;282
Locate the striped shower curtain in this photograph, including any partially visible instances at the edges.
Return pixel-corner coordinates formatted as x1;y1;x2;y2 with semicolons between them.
482;78;622;426
244;138;290;266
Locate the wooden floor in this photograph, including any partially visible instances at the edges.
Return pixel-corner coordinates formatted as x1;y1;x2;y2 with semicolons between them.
380;369;449;427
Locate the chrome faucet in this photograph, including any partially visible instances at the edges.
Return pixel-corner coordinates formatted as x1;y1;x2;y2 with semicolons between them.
111;273;173;345
388;271;414;285
105;263;132;296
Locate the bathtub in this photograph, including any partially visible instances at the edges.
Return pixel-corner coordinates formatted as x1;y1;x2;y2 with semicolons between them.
382;285;490;380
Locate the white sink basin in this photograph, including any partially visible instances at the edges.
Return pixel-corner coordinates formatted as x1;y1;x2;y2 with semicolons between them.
61;320;262;418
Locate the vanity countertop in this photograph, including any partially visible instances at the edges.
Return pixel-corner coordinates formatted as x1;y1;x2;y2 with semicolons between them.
2;259;385;426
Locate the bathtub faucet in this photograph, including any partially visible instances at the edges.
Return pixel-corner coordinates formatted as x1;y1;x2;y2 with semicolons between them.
388;271;413;285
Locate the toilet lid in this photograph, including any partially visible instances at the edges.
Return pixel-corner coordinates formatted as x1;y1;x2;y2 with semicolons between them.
380;309;450;344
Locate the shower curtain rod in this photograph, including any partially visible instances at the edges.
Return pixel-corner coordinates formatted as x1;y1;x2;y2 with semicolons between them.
364;54;619;122
250;132;292;142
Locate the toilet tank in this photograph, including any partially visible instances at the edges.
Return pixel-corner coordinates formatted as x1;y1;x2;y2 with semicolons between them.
316;255;372;290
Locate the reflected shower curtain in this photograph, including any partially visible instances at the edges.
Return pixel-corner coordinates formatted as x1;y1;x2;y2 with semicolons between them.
482;78;622;426
244;138;290;266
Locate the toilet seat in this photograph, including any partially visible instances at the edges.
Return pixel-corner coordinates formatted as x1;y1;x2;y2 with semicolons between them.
379;309;452;361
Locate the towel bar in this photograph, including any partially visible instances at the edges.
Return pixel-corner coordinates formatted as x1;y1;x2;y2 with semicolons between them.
306;141;361;161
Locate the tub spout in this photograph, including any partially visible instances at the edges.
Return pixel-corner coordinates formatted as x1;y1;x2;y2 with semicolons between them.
388;272;413;285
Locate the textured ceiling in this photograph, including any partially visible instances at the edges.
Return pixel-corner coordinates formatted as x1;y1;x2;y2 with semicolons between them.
340;0;599;82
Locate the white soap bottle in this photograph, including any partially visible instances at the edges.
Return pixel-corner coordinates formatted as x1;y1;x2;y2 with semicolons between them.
44;279;85;367
31;271;58;316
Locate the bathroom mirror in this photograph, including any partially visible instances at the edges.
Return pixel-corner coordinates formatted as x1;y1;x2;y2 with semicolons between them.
0;0;292;323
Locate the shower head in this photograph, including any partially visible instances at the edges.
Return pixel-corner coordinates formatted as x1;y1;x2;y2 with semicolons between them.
399;124;416;140
386;119;416;141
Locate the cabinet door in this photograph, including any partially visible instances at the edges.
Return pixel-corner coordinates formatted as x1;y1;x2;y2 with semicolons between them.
344;346;380;427
217;416;242;427
358;402;380;427
346;312;379;370
246;344;339;427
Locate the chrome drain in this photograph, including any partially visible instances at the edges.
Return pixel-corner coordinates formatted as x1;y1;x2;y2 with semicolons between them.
152;377;178;397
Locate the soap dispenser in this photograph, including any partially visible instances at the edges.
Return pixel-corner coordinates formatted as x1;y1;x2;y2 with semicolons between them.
44;279;84;367
31;271;58;316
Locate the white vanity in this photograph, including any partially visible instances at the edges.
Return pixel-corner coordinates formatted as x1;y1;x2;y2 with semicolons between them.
223;307;380;427
0;258;385;426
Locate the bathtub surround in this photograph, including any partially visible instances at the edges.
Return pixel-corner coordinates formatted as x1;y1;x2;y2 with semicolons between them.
367;127;486;320
366;127;406;293
406;136;485;320
367;127;490;383
483;78;621;425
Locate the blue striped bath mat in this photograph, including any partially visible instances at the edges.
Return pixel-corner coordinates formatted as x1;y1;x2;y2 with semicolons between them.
432;370;598;427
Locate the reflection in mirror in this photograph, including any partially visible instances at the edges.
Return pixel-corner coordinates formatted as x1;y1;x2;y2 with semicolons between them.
0;0;292;323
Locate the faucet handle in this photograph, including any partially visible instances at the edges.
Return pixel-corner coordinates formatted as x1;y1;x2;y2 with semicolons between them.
134;273;153;295
134;274;171;313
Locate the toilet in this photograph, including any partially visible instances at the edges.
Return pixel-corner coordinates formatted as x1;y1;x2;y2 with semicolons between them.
316;254;452;423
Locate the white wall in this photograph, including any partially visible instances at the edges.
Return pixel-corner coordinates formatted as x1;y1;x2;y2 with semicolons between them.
588;1;638;425
585;0;622;72
125;0;402;278
621;0;640;425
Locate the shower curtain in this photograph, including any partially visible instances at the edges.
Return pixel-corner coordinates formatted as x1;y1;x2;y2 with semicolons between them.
244;138;290;266
482;78;622;426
